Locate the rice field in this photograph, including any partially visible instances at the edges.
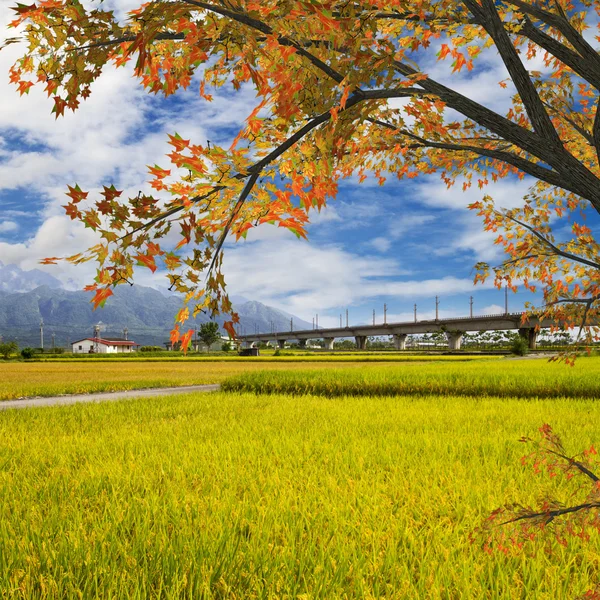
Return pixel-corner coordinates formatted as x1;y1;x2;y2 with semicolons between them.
1;356;599;597
1;391;599;598
222;355;600;399
0;355;495;401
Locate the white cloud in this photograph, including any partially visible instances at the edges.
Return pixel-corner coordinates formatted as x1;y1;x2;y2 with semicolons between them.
368;237;392;253
480;304;505;315
0;220;18;233
408;177;534;262
221;235;492;320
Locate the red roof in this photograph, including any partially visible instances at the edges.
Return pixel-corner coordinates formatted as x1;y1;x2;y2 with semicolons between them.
72;338;138;346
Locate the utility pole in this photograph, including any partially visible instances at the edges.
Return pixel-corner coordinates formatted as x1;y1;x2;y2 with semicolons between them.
290;318;293;332
123;327;128;340
340;314;342;328
435;296;440;321
384;303;387;325
40;318;44;350
312;317;315;330
51;332;55;350
372;309;375;325
93;324;100;354
470;296;473;318
345;309;349;328
414;304;417;323
316;314;319;330
505;285;509;315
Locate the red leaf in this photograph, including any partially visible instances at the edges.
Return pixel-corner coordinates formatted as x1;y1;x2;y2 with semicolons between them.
135;253;157;272
180;329;194;354
66;184;88;203
91;288;113;310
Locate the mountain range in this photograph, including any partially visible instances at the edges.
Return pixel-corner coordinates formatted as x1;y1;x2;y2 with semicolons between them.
0;264;312;347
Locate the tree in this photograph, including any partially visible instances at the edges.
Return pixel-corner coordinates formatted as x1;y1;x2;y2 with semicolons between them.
5;1;600;350
198;321;221;352
0;341;18;360
474;424;600;597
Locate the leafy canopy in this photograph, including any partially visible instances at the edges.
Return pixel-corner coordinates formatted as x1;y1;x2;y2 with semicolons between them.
198;321;221;351
5;0;600;351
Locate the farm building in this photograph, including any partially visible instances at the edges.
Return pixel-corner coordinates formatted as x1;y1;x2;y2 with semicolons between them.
71;337;139;354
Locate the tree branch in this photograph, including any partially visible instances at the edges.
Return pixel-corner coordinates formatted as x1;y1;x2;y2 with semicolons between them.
502;213;600;271
502;501;600;526
183;0;347;85
507;0;600;70
541;100;595;146
467;0;561;146
518;17;600;90
367;118;570;192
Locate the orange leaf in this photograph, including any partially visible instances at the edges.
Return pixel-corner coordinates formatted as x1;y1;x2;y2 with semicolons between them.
135;253;157;272
180;329;194;354
91;287;113;310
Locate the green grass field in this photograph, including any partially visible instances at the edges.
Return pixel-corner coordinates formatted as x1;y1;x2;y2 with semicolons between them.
222;355;600;399
0;391;599;598
1;357;599;598
0;355;496;401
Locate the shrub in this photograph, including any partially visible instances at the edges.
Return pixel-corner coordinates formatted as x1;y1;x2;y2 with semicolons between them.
139;346;164;353
510;336;529;356
20;347;35;359
221;342;232;352
0;341;18;359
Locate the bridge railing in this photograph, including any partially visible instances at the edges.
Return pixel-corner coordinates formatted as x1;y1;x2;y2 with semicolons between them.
238;311;531;338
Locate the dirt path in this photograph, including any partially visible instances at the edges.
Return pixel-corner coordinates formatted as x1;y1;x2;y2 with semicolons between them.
0;384;221;411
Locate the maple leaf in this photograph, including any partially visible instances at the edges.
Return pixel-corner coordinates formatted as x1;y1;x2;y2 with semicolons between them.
223;320;237;339
148;165;171;179
100;185;123;202
179;328;194;354
135;253;157;273
66;185;88;203
91;287;113;310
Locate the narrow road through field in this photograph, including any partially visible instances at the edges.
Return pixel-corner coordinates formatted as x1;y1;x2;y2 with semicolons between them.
0;384;221;411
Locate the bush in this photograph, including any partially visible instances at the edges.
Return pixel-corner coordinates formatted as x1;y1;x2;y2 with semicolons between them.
0;341;18;359
510;336;529;356
273;348;281;356
139;346;164;353
20;347;35;359
221;342;232;352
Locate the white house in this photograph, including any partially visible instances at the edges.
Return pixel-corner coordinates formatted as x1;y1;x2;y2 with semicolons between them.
71;337;138;354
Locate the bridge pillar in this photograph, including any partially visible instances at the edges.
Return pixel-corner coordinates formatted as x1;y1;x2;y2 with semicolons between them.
323;337;335;350
446;331;464;351
393;334;408;351
518;328;538;350
355;336;367;350
277;339;286;349
298;339;307;348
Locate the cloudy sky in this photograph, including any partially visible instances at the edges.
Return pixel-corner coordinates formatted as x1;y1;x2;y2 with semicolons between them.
0;1;544;327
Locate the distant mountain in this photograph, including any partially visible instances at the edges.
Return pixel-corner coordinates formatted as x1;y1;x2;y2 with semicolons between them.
0;282;312;347
0;261;62;293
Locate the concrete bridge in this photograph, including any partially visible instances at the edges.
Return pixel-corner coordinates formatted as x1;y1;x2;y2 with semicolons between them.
238;312;557;351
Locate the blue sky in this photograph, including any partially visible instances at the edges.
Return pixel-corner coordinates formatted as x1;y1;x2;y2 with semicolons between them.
0;1;548;327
